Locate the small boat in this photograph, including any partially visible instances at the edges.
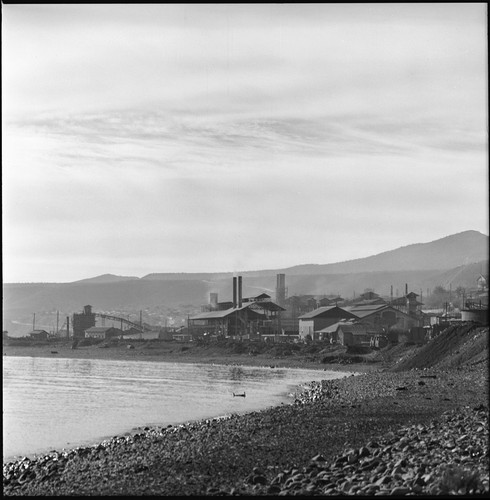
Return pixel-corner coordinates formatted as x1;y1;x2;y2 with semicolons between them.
51;351;58;354
233;392;246;398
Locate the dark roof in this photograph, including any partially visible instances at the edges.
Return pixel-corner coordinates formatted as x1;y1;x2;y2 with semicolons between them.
190;300;283;320
299;306;357;320
29;329;49;335
249;301;285;312
344;304;412;319
391;296;424;306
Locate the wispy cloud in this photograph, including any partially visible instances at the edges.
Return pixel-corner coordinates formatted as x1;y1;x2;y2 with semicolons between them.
2;3;487;282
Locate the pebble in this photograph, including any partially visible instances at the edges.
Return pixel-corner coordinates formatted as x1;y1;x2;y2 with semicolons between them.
3;363;488;496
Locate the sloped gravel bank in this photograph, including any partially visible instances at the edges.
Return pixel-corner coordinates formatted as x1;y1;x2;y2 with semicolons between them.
3;366;488;496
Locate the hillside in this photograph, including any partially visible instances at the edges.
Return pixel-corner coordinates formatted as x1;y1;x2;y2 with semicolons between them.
278;230;488;275
390;323;489;372
72;274;140;284
3;230;488;337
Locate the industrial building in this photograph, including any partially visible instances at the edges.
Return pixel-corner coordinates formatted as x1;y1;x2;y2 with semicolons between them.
298;302;422;341
298;306;358;340
28;329;49;341
84;326;123;340
72;305;96;339
189;276;285;338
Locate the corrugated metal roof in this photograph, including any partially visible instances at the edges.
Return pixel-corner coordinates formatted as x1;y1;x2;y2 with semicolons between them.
298;306;337;319
298;305;357;319
344;304;414;319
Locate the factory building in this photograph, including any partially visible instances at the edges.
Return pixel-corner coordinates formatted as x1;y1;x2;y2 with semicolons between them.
72;305;96;339
189;276;285;338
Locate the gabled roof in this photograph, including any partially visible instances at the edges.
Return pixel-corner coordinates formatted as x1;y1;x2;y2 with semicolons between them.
29;329;49;335
391;296;424;307
249;301;285;312
344;304;413;319
190;300;283;320
299;306;357;320
250;293;271;300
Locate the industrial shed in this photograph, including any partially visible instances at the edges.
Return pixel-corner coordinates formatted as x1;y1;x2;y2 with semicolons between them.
84;326;123;339
28;329;49;340
344;304;420;330
189;300;284;338
298;306;358;340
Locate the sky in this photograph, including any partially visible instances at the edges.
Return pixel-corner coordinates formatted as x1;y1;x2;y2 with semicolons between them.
2;3;488;283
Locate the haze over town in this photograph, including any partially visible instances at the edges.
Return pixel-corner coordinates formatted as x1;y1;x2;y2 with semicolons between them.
2;4;488;284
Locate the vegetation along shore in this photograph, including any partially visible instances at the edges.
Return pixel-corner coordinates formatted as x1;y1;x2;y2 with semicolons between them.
3;324;489;496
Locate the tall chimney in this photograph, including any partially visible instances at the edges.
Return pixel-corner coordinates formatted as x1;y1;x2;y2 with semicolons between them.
233;277;237;308
238;276;243;308
276;273;286;307
405;283;408;295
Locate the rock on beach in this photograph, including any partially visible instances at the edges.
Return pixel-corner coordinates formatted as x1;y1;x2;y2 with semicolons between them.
3;365;488;496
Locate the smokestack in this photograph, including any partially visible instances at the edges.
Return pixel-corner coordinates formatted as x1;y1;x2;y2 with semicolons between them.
390;285;393;303
66;316;70;339
233;277;237;308
405;283;408;295
276;273;286;306
238;276;243;308
210;293;218;309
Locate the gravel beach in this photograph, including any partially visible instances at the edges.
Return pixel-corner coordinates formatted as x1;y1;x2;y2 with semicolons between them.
3;362;488;496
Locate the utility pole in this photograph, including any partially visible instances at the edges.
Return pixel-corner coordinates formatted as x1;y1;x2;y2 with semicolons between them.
56;311;59;335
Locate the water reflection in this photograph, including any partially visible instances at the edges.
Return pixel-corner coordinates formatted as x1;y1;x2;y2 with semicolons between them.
3;356;350;461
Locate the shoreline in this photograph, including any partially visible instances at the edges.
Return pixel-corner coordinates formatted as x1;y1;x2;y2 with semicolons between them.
2;342;380;373
4;361;488;496
2;359;355;465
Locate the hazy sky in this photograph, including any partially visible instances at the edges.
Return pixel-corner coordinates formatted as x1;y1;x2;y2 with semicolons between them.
2;4;488;283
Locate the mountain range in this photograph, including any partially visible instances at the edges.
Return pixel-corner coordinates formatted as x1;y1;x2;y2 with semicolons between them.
3;230;488;336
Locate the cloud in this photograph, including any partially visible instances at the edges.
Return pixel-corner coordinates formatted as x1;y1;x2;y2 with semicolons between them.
2;3;487;282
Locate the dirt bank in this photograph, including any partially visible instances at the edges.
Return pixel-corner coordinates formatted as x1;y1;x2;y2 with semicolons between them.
2;338;382;373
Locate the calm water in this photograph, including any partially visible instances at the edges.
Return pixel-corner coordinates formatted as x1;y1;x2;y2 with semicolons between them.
3;356;350;462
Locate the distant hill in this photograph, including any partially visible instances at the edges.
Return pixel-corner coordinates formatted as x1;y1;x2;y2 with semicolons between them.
3;230;488;337
138;230;488;280
276;230;489;275
72;274;140;284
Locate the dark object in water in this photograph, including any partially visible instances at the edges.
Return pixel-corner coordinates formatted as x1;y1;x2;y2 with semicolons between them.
233;392;246;397
51;351;58;354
